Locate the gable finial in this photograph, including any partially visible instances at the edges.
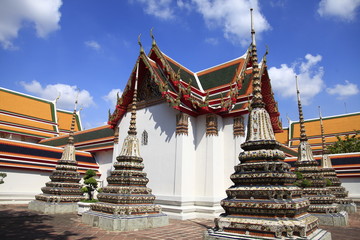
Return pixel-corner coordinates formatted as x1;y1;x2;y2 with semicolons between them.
55;92;61;103
150;28;156;46
263;45;269;64
138;34;144;53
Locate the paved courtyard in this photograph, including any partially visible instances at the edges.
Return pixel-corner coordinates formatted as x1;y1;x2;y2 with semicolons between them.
0;204;359;240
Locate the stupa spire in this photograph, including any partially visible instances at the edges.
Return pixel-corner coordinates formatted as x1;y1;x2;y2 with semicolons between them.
128;60;139;136
295;76;315;162
119;60;141;158
250;8;265;109
296;76;308;141
243;9;275;142
319;106;328;155
60;99;78;161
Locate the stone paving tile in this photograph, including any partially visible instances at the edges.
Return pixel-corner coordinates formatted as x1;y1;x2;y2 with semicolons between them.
0;204;359;239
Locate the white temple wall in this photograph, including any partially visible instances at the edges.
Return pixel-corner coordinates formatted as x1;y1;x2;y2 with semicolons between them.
114;105;255;219
223;117;238;189
117;102;178;197
0;168;50;204
94;149;113;187
340;177;360;199
194;114;206;199
173;114;196;197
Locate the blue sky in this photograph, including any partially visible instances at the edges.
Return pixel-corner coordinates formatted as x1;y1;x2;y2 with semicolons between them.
1;0;359;130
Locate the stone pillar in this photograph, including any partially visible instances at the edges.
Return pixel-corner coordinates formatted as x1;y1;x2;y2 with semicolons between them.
174;113;194;197
204;114;224;198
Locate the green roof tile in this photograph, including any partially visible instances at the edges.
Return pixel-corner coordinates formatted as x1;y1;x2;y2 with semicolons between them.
41;126;114;147
167;61;199;89
198;63;239;90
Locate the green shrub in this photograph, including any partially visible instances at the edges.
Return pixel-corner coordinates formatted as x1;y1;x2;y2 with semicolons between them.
82;169;98;200
295;171;303;180
325;179;332;186
0;172;6;184
294;179;313;188
80;199;99;203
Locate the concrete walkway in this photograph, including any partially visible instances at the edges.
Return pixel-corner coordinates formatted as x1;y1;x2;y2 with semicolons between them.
0;204;359;240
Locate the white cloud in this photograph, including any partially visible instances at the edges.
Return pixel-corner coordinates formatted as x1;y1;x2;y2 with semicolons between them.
205;37;219;45
191;0;271;46
326;80;359;99
134;0;270;46
103;88;123;109
177;0;193;11
0;0;62;50
85;40;101;51
133;0;174;20
268;54;325;105
20;80;95;110
318;0;360;21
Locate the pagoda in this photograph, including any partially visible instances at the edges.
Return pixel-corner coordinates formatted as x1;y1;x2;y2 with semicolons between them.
205;9;330;240
82;44;168;231
28;101;85;214
318;107;357;213
294;77;348;226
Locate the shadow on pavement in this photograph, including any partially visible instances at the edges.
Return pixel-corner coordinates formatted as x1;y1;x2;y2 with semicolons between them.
0;207;84;240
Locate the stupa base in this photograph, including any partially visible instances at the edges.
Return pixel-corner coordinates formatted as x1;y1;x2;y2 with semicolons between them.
338;203;357;213
28;200;78;214
82;210;169;231
312;211;348;226
204;228;331;240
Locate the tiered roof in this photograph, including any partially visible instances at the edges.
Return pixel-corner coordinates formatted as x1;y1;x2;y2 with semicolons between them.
108;35;281;133
0;87;81;140
0;138;98;174
285;152;360;178
276;112;360;155
40;125;114;152
56;109;82;135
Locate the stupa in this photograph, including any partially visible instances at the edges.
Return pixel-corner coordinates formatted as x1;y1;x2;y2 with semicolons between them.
294;77;348;226
28;101;85;214
318;107;357;213
205;9;330;240
82;45;168;231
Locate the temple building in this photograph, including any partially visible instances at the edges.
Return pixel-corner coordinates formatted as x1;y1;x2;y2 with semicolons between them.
293;77;347;226
0;25;359;221
99;29;286;219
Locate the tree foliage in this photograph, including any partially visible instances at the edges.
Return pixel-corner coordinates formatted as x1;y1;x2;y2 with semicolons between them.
327;131;360;154
0;172;7;184
294;171;313;188
82;169;98;200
